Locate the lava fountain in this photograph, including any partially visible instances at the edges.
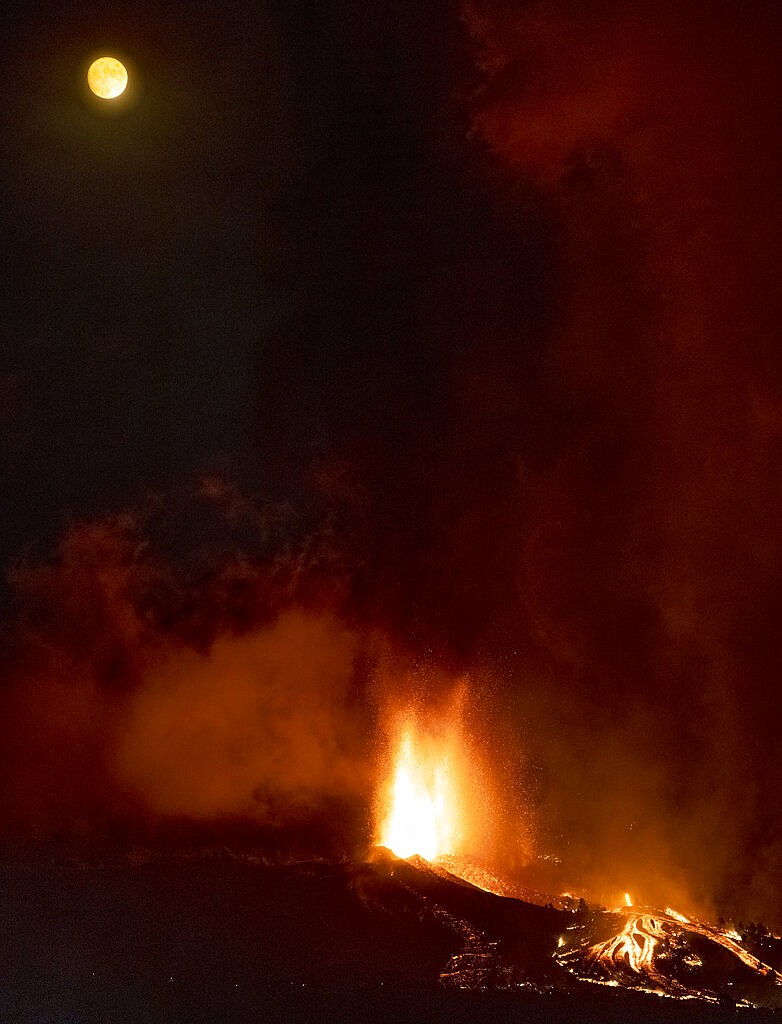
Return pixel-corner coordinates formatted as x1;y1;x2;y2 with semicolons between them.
378;727;457;859
375;694;492;863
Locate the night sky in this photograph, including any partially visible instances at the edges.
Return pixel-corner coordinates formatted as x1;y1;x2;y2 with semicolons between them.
1;1;781;926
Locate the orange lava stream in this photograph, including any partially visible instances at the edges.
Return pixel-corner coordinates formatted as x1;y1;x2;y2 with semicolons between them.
673;914;782;981
566;906;782;999
592;914;667;978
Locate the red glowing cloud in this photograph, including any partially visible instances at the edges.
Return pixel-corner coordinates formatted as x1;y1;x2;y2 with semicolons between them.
115;611;364;818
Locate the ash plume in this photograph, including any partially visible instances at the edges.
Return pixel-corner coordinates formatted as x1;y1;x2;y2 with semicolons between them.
0;511;371;852
455;0;782;924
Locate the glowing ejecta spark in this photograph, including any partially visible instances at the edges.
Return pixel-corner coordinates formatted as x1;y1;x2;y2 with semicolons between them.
625;892;632;907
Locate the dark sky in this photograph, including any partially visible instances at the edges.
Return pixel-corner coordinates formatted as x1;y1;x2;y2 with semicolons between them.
1;1;781;925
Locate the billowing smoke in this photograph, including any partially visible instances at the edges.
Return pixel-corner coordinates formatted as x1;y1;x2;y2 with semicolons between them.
0;506;532;869
0;513;371;854
114;611;363;819
455;0;782;923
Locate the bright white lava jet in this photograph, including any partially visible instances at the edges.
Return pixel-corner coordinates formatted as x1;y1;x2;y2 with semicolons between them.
378;728;458;860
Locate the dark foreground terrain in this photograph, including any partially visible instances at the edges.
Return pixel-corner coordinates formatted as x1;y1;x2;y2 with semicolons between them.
2;850;780;1023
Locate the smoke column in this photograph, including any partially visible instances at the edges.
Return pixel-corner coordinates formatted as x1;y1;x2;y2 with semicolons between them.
455;0;782;921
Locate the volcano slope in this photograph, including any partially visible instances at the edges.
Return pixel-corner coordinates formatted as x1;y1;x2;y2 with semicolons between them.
2;848;780;1023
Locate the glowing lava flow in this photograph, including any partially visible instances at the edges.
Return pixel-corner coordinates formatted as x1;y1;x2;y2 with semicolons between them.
664;909;782;981
594;914;667;977
665;907;690;925
557;910;698;998
558;905;782;1002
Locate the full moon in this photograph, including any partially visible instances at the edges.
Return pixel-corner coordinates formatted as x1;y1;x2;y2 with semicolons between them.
87;57;128;99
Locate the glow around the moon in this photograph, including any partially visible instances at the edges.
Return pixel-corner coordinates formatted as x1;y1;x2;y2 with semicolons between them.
87;57;128;99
